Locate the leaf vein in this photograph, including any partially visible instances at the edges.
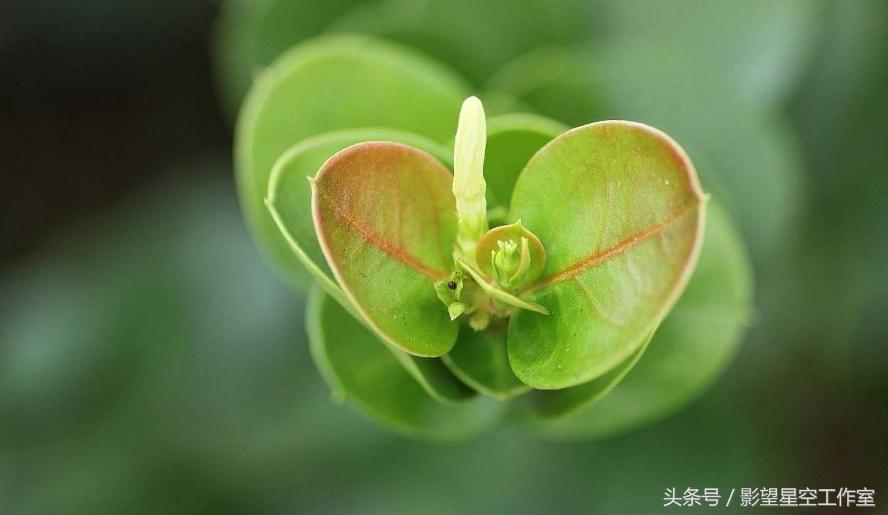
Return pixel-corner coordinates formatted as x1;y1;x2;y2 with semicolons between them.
316;186;448;280
525;202;700;293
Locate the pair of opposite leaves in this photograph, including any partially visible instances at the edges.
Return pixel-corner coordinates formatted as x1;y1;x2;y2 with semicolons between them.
269;104;705;392
238;36;751;439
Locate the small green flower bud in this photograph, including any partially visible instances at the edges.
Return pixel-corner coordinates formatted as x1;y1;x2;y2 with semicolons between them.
476;220;546;290
490;237;533;289
434;273;466;321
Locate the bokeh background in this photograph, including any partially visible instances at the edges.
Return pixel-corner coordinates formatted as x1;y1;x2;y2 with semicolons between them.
1;1;886;513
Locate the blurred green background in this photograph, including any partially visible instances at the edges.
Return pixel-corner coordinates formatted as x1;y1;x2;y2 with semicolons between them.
1;1;886;513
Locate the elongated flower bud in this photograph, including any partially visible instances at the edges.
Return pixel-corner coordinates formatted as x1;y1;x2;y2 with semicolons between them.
452;96;488;262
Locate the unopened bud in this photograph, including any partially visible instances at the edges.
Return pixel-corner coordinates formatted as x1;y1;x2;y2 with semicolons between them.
476;220;546;290
434;273;466;321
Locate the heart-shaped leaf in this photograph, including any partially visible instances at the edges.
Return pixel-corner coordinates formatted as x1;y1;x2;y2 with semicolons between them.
312;141;459;357
442;325;529;400
307;288;504;440
484;113;566;214
267;128;451;298
520;202;752;438
236;34;468;288
507;121;705;389
266;129;473;402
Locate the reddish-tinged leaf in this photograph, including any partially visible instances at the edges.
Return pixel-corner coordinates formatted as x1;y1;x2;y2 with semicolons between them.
312;142;459;357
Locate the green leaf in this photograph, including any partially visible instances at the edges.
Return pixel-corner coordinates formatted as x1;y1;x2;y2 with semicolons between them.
307;288;504;440
523;330;655;418
312;141;459;357
507;121;706;389
484;47;609;127
327;0;594;85
213;0;363;113
484;114;566;212
523;202;752;439
266;128;451;300
394;352;477;404
266;130;475;403
442;326;529;400
236;34;468;289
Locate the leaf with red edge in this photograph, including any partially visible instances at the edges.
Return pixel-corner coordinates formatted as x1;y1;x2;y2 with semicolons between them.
312;142;460;357
507;121;705;389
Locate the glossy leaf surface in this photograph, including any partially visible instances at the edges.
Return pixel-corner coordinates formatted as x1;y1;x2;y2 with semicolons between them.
508;121;705;389
308;289;503;440
236;35;467;288
523;203;752;438
312;142;459;357
442;326;529;400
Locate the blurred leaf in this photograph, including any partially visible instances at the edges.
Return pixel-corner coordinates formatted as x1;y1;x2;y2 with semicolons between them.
593;1;816;258
523;203;753;439
484;113;566;213
328;0;596;85
214;0;363;112
442;326;529;400
508;122;705;389
0;171;365;487
311;142;460;357
485;47;609;127
599;0;822;108
0;169;771;512
236;34;468;289
267;129;473;402
307;288;504;440
267;128;450;301
782;0;888;359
